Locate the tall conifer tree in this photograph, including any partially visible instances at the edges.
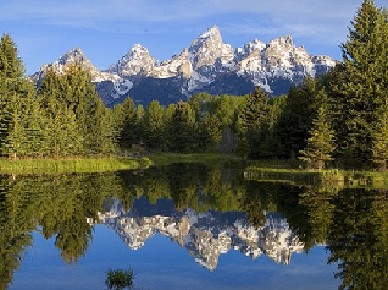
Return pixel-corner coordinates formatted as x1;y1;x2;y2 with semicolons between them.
331;0;387;168
0;34;37;158
299;107;336;170
237;87;269;158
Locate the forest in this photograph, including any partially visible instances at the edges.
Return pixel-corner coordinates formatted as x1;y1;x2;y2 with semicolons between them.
0;0;387;170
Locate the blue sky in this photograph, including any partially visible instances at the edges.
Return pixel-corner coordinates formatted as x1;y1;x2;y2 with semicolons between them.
0;0;386;74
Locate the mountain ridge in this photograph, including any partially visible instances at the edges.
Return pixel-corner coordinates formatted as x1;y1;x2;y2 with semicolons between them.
34;25;337;106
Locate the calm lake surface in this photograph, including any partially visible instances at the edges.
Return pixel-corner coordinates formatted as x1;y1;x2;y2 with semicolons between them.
1;163;387;290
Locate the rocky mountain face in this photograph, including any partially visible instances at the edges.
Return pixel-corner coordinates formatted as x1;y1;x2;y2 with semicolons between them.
34;25;336;107
89;197;304;270
33;48;120;84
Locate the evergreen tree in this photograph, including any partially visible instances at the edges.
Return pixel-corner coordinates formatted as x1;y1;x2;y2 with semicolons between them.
371;108;388;170
276;77;319;159
299;106;336;170
63;64;104;155
198;113;222;151
144;100;164;151
113;96;135;150
162;103;176;151
0;34;37;158
370;8;388;170
167;100;197;152
237;87;269;158
134;104;145;146
98;108;118;155
38;69;83;157
331;0;388;169
188;92;212;121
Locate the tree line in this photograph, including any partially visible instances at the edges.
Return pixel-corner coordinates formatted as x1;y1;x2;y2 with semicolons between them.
0;0;386;170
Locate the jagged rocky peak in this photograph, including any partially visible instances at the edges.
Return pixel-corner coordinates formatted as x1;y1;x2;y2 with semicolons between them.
312;55;337;66
153;48;193;78
269;35;294;48
32;25;337;106
40;47;98;76
235;38;266;61
189;25;234;68
50;47;91;66
38;47;119;83
193;25;222;46
110;44;156;77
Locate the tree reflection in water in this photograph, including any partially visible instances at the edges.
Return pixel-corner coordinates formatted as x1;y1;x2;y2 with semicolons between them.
0;164;387;290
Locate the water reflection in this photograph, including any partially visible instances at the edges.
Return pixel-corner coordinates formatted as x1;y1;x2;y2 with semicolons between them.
0;164;387;290
96;197;304;270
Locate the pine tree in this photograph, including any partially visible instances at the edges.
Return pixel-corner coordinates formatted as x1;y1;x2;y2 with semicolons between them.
331;0;388;169
113;96;135;150
276;77;319;159
167;100;197;152
237;87;269;158
144;100;165;151
371;108;388;171
371;8;388;170
134;104;145;146
63;64;103;155
299;107;336;170
0;34;37;158
198;113;222;151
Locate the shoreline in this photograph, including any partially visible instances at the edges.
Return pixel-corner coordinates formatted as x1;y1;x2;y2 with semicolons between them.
0;157;152;174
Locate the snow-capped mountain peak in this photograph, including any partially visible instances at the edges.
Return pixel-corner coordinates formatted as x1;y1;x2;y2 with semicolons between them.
34;26;337;107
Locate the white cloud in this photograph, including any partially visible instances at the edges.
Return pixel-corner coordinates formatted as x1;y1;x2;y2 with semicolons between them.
2;0;384;42
2;0;386;71
1;0;384;23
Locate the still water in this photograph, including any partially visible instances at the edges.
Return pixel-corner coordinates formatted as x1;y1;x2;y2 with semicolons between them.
1;164;387;290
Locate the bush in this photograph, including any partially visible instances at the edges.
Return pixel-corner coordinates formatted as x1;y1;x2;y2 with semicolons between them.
105;268;134;290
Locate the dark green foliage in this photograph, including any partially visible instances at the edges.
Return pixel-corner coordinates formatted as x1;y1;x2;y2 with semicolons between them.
113;97;136;149
371;108;388;170
166;100;197;152
237;87;270;158
1;165;387;290
198;113;222;151
105;268;134;290
326;188;388;290
299;107;336;170
0;0;387;169
276;77;320;159
37;65;116;157
143;100;164;150
329;0;388;169
0;34;38;158
0;39;120;159
188;92;212;120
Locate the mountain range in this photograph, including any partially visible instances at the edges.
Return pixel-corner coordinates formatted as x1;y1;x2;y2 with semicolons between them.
33;25;337;107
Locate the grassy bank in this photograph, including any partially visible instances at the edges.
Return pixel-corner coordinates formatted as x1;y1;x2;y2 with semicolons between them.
0;157;152;174
0;153;239;174
244;165;388;188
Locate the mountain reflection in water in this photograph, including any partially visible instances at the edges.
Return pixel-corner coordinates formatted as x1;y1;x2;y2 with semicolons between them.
0;163;387;290
95;197;304;270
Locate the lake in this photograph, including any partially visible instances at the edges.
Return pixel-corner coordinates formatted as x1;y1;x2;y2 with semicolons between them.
1;163;387;290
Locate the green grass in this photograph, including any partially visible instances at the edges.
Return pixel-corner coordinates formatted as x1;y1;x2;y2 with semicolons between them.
0;157;152;174
148;152;242;167
0;152;240;174
244;165;388;188
246;158;301;169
